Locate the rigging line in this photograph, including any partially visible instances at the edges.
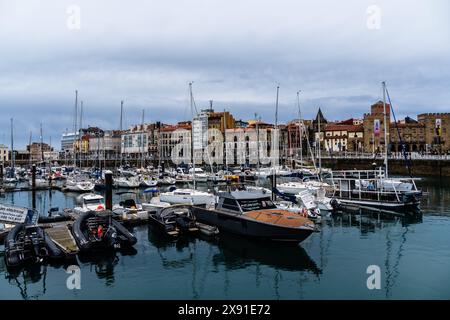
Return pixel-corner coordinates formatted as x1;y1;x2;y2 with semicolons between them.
385;87;413;178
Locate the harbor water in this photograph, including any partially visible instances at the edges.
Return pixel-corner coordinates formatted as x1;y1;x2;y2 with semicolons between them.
0;177;449;299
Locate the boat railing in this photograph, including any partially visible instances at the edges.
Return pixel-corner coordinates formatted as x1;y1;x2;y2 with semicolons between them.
332;176;407;203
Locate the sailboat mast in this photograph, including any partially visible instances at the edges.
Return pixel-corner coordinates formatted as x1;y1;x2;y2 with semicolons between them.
255;112;260;174
40;123;44;163
274;85;279;167
120;100;123;167
272;86;279;198
73;90;78;167
382;81;389;178
28;131;32;166
79;100;83;169
296;91;303;166
189;82;196;190
141;109;145;169
318;109;322;173
10;118;15;173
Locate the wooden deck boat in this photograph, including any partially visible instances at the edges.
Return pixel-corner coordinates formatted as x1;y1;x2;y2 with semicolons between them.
192;190;317;243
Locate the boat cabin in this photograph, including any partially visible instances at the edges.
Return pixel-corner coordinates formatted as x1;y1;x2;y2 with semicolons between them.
216;190;277;213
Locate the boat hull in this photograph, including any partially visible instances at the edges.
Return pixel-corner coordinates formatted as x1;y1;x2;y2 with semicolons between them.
192;207;314;243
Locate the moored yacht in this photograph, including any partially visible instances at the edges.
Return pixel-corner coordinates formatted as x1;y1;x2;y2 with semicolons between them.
160;188;215;207
192;189;317;243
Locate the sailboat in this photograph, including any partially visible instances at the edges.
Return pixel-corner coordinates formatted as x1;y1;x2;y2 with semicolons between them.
329;82;422;213
3;119;18;189
158;83;215;207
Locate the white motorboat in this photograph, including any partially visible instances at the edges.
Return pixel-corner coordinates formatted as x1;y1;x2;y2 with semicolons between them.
142;197;172;211
73;193;105;214
160;188;215;207
114;176;140;188
295;190;321;216
275;200;320;219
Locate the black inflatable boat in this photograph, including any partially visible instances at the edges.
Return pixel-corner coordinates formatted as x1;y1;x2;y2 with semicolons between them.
4;223;64;267
71;210;137;252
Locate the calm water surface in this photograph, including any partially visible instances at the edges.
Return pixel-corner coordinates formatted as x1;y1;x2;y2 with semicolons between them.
0;177;449;299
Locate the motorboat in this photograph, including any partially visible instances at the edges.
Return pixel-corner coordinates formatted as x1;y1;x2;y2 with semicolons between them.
71;210;137;252
4;223;64;267
73;193;106;214
148;205;199;237
160;188;216;207
192;189;317;243
142;196;172;211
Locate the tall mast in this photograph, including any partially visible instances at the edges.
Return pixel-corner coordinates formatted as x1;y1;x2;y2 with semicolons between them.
189;82;196;190
40;123;44;163
296;91;303;167
10;118;15;173
141;109;145;169
255;112;260;174
272;86;279;192
73;90;78;167
120;100;123;167
382;81;389;178
318;108;322;173
28;131;32;166
224;109;228;171
79;101;83;168
274;85;279;167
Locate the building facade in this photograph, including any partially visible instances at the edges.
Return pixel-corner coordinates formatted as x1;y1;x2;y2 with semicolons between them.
363;101;391;154
0;144;9;163
417;113;450;154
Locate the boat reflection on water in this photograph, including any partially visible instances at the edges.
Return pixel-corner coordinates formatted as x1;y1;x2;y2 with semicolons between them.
77;247;138;286
212;233;321;275
148;222;321;275
148;224;197;269
1;254;76;300
329;209;423;234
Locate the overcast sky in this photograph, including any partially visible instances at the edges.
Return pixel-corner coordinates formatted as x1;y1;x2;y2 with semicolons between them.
1;0;449;149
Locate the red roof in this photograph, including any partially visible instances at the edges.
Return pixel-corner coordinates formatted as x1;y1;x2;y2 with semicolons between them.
324;124;363;132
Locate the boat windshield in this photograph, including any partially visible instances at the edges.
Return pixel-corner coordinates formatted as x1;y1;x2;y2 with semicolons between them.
237;198;277;212
84;199;103;205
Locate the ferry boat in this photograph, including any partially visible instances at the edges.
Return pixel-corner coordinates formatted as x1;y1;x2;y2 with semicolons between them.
192;189;317;243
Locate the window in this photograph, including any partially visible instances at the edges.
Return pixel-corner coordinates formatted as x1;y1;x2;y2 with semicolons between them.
222;198;240;211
